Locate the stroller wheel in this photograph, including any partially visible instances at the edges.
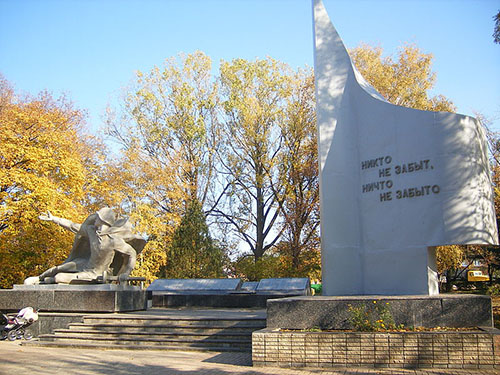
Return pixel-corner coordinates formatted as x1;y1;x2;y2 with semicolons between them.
23;331;33;340
7;330;17;341
0;330;7;340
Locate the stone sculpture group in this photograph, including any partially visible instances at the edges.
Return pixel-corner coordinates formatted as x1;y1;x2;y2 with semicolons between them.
24;208;146;285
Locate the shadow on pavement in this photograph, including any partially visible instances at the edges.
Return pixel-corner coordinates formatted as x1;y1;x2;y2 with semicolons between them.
202;352;252;366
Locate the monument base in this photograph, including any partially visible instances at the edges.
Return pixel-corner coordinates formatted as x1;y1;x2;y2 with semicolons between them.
267;294;493;329
0;284;146;313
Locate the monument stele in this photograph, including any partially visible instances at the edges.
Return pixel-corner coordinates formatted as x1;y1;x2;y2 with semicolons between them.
313;0;498;295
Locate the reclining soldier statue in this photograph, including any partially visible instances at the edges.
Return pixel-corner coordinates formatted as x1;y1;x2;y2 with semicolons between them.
24;207;146;285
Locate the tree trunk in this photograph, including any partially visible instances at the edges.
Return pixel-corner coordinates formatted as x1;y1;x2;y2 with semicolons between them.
254;183;265;262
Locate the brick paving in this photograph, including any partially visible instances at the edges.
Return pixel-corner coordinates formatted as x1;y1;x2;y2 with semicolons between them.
0;340;498;375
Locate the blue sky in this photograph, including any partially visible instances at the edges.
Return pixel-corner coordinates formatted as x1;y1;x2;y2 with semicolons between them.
1;0;499;133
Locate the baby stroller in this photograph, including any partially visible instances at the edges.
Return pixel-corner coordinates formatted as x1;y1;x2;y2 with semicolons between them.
0;307;38;341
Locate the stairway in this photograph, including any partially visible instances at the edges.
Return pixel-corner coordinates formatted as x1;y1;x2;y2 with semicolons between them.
29;308;266;352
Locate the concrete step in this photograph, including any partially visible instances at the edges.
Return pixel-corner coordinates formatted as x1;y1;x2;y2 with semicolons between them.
53;328;253;341
39;334;252;348
81;316;266;328
68;322;266;334
24;340;250;352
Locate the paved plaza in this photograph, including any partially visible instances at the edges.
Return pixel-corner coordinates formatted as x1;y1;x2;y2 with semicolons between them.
0;340;498;375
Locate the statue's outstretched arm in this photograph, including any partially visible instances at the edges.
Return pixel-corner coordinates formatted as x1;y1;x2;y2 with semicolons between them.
39;211;81;233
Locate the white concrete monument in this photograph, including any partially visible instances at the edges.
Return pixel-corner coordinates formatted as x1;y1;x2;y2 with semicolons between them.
313;0;498;295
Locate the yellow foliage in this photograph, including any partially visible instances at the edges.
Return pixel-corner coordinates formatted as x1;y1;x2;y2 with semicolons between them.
218;57;294;259
436;245;464;274
105;52;221;284
350;44;455;112
128;200;178;285
278;69;320;273
0;76;111;288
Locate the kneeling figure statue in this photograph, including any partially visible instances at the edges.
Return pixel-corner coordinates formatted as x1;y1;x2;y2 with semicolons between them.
24;208;146;285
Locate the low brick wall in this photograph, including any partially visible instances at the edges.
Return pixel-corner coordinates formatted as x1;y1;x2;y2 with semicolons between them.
252;328;500;369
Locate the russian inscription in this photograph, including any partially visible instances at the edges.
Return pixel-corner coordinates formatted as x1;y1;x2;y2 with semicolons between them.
395;160;433;174
360;155;440;203
361;156;392;170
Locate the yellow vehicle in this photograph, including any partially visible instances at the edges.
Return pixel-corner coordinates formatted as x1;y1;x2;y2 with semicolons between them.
467;270;490;282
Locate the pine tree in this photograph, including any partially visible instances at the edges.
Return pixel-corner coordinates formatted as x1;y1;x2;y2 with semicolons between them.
161;199;226;278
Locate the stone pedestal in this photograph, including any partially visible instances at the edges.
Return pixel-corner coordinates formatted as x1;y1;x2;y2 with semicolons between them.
0;284;146;313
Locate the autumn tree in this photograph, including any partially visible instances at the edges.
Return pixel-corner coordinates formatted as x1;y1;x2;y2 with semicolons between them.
214;57;293;262
160;198;226;279
274;69;320;276
0;75;109;287
108;51;219;204
106;52;220;281
350;44;455;112
436;245;465;291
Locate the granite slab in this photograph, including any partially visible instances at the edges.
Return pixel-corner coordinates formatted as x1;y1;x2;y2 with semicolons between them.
266;294;493;329
147;278;242;294
256;278;311;295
